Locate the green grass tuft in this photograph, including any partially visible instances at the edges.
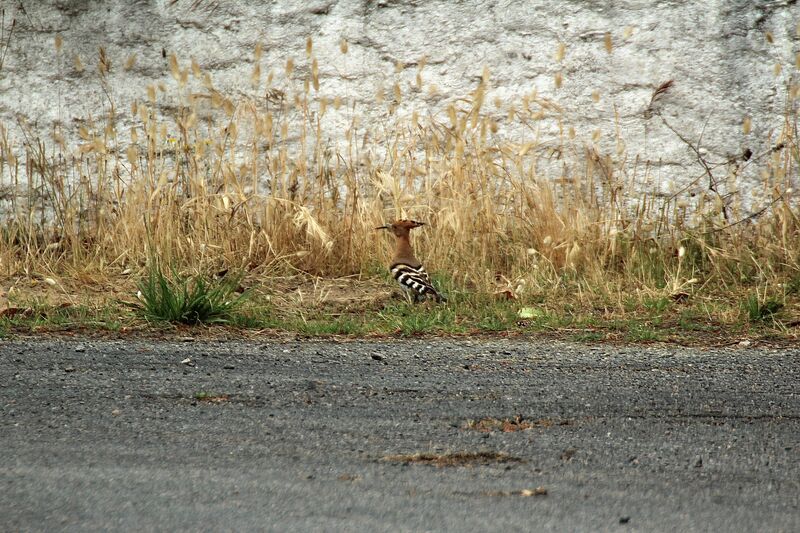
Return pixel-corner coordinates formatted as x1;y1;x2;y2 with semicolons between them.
136;266;249;325
742;293;784;323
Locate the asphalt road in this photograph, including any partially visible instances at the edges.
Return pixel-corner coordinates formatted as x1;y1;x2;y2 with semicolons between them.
1;337;798;532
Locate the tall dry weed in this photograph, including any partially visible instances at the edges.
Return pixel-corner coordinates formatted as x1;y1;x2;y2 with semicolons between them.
0;42;797;308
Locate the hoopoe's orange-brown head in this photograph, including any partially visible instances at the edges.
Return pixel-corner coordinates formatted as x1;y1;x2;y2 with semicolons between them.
375;219;426;238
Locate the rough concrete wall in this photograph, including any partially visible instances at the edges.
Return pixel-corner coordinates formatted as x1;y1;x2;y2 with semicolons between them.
0;0;797;195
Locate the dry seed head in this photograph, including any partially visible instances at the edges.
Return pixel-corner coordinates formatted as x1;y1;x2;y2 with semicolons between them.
592;129;601;142
184;112;197;130
333;96;342;109
473;82;485;110
211;91;222;108
592;90;600;103
312;58;319;91
306;36;313;57
604;32;613;54
773;63;782;76
416;72;423;89
765;31;774;44
623;26;633;39
568;126;575;139
340;38;348;54
678;246;686;258
158;81;166;92
124;54;136;71
555;42;565;62
567;242;581;262
285;57;294;77
54;34;63;52
169;54;179;80
554;71;562;89
126;145;138;164
254;41;263;61
796;52;800;69
743;116;752;134
73;54;84;72
147;84;156;103
375;84;385;104
191;58;201;77
98;47;111;75
251;63;261;86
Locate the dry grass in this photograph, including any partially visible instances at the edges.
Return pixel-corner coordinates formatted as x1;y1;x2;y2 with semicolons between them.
1;41;798;334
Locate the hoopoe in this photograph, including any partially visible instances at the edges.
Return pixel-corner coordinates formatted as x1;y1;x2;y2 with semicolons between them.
376;219;446;303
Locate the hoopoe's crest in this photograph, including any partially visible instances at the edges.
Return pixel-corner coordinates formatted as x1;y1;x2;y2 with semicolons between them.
376;219;446;303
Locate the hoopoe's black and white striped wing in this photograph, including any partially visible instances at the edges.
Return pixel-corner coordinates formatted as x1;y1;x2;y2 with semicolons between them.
391;262;436;296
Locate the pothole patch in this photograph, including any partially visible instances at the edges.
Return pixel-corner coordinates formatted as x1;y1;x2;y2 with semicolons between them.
381;451;523;467
194;392;230;404
464;416;572;432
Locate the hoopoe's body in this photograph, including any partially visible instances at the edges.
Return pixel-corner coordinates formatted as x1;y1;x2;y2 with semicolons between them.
377;219;446;303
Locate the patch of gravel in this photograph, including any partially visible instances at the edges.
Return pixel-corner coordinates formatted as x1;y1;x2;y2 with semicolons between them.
1;337;798;532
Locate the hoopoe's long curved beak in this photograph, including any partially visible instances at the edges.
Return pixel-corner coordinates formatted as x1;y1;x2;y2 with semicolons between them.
375;225;389;230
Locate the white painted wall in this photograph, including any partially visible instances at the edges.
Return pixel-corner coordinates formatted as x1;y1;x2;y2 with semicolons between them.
1;1;797;198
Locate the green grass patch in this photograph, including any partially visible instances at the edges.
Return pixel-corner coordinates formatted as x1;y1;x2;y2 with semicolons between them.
741;293;784;323
0;300;126;332
137;266;249;325
625;322;664;343
0;273;797;344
